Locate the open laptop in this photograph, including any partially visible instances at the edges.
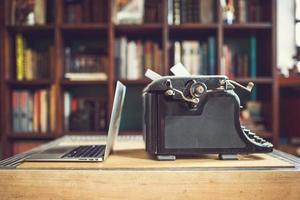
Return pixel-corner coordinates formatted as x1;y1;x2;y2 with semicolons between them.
26;81;126;162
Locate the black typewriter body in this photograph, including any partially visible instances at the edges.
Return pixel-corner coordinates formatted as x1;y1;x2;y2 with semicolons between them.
143;76;273;160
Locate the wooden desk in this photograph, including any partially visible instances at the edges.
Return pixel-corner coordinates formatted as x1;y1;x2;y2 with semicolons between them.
0;135;300;200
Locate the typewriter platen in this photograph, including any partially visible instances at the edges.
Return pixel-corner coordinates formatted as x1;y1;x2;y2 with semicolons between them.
143;64;273;160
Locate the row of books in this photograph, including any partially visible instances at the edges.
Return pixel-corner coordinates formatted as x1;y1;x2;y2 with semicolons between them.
221;0;263;24
9;0;53;25
65;0;107;24
168;0;215;25
171;37;216;75
221;36;257;78
15;34;53;81
115;37;163;80
64;47;108;81
143;0;163;23
64;93;107;132
12;88;56;133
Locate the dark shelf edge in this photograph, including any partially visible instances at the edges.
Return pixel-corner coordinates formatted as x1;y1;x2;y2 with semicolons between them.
277;76;300;87
118;79;151;85
169;23;218;30
60;23;108;30
9;133;56;140
63;131;108;135
119;130;143;135
6;25;55;32
223;23;273;29
6;80;52;86
61;79;108;86
114;23;163;29
234;77;273;84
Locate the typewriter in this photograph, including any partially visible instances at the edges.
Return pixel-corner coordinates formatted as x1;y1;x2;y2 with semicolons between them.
143;64;273;160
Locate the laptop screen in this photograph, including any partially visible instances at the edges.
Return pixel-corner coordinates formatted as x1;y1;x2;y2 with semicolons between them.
104;81;126;160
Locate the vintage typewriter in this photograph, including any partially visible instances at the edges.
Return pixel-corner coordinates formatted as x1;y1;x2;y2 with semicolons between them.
143;64;273;160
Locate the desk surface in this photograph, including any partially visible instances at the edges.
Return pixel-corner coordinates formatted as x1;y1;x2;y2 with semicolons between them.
0;135;300;200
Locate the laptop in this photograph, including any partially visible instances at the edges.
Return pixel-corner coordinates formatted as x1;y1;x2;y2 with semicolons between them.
26;81;126;162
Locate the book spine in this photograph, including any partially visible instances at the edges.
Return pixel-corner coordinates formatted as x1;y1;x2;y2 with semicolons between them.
27;92;33;132
250;35;256;79
238;0;247;23
208;36;216;75
50;86;56;132
173;0;181;25
168;0;173;25
34;0;46;25
12;91;19;133
16;34;25;81
64;92;71;131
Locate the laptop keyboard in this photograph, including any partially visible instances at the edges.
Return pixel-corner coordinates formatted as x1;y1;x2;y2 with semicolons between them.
61;145;105;158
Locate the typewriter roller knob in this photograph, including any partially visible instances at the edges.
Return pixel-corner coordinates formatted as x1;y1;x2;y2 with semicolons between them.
189;82;207;98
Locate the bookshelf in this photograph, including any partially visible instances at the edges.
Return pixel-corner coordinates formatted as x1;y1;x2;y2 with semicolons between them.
0;0;277;158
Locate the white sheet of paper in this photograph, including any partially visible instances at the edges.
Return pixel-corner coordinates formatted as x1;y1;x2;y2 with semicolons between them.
145;69;162;81
170;62;191;76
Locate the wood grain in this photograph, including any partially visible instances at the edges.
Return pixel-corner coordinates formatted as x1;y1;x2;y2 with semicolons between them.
0;169;299;200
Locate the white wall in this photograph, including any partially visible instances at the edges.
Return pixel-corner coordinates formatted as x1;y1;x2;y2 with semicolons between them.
277;0;296;76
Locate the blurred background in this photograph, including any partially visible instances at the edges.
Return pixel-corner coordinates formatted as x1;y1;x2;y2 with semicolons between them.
0;0;299;159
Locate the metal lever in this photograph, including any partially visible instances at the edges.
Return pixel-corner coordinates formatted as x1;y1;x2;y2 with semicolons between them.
165;79;200;104
226;80;254;93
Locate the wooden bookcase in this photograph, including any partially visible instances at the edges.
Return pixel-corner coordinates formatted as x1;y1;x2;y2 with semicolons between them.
0;0;278;158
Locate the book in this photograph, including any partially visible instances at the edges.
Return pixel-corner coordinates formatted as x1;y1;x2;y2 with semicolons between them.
167;0;173;25
144;0;162;23
168;0;215;24
15;33;53;81
250;35;257;79
173;0;181;25
12;89;50;133
64;43;108;81
64;0;106;24
208;36;216;75
34;0;46;25
172;38;215;75
200;0;214;23
16;33;25;81
115;38;162;80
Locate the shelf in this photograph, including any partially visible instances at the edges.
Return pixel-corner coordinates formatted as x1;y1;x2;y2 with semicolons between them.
6;80;52;88
119;130;143;135
63;131;108;136
119;79;151;85
114;24;162;35
234;77;273;84
277;76;300;87
61;79;107;86
6;25;55;34
61;24;108;37
9;133;55;140
61;23;108;30
223;23;272;29
169;23;218;30
6;25;55;36
115;23;162;30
